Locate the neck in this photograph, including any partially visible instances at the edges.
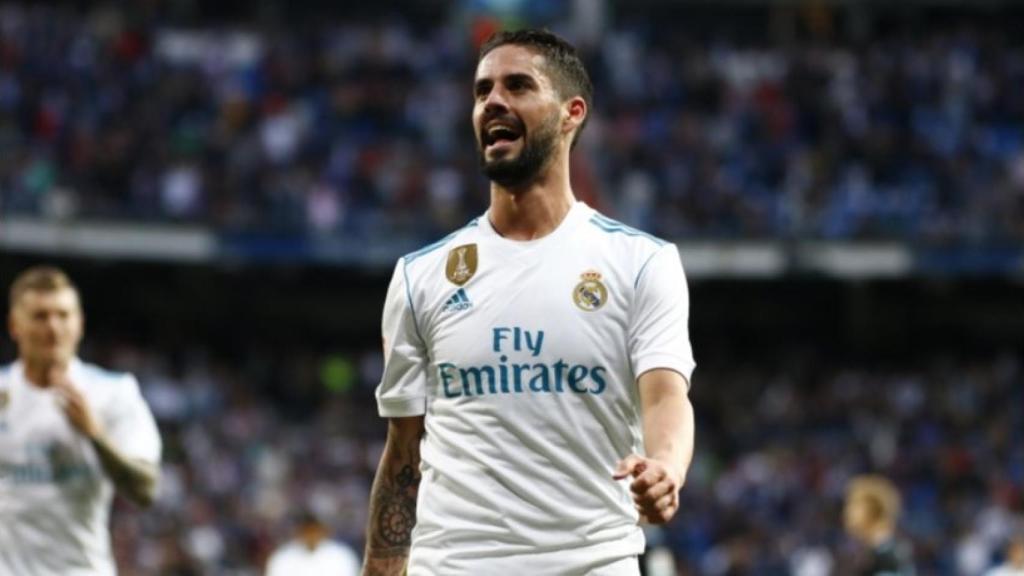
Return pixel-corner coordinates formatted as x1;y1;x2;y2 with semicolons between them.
22;359;66;388
488;156;575;240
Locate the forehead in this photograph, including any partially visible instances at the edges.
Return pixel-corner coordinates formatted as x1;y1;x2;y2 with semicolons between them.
475;44;551;84
13;287;81;311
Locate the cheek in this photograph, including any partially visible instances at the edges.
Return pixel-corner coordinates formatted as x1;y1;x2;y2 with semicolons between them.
850;505;869;526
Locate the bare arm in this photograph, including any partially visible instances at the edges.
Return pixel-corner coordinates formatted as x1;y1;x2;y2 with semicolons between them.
52;375;159;506
613;368;694;524
362;416;425;576
88;433;160;506
638;368;694;481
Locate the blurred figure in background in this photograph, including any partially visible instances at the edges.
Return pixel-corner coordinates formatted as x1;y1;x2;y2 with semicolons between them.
266;509;360;576
844;475;915;576
0;266;162;575
985;534;1024;576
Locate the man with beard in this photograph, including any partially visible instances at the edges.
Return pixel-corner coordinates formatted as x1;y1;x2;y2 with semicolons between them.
0;266;162;575
362;29;696;576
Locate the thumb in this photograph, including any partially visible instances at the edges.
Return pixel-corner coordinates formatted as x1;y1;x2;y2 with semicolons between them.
612;454;647;480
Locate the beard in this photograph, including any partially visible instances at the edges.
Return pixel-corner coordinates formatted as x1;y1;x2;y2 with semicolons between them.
478;114;559;189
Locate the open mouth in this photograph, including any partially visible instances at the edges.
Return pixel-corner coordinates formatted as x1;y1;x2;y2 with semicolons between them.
483;121;523;151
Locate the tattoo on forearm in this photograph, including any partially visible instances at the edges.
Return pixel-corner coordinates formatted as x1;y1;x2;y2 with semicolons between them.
364;434;422;573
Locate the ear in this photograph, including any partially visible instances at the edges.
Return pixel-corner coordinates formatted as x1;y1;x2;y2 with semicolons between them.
562;96;587;140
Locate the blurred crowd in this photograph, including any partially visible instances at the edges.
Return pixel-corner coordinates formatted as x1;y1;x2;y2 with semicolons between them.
82;338;1022;575
1;4;1023;242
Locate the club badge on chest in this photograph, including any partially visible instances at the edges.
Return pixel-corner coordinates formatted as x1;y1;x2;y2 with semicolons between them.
573;270;608;311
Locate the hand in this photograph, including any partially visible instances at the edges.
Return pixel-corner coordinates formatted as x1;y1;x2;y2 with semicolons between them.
50;368;103;440
613;454;684;524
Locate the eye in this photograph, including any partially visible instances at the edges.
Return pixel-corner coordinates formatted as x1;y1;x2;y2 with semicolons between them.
474;81;492;100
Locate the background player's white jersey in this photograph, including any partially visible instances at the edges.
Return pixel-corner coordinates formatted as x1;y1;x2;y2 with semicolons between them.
266;539;361;576
0;359;162;576
377;201;695;575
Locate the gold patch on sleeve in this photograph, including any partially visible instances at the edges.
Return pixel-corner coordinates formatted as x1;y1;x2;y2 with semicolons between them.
446;244;478;285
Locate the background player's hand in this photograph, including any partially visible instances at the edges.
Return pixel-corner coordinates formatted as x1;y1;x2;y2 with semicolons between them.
613;454;684;524
50;368;103;440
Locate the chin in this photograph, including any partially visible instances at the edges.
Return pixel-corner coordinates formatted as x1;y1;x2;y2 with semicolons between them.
485;147;519;163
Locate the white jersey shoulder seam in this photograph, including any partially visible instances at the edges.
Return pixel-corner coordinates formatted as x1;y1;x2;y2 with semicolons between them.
399;216;479;278
584;211;668;249
402;217;481;273
78;361;132;384
584;211;671;288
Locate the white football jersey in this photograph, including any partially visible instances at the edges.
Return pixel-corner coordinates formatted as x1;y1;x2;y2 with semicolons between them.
0;359;162;576
377;201;695;575
266;539;361;576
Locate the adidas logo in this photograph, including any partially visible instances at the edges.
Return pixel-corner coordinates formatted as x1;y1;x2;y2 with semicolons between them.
442;288;473;313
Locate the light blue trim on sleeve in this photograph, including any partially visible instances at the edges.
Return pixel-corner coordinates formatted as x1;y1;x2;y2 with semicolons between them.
634;245;668;290
403;218;480;264
588;214;667;247
401;257;426;346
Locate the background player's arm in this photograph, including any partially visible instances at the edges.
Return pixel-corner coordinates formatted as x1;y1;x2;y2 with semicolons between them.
52;374;159;506
88;433;160;506
614;368;694;524
362;415;424;576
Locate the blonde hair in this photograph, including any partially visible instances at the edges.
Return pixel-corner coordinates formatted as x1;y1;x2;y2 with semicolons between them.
8;265;77;309
847;474;902;524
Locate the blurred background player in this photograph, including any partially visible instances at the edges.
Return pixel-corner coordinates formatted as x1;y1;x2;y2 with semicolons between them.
0;266;162;575
266;509;360;576
363;29;695;575
844;475;915;576
985;535;1024;576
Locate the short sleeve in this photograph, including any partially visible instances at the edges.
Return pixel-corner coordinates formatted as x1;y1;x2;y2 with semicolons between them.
333;543;361;576
105;375;162;464
265;547;287;576
376;258;429;417
629;244;696;387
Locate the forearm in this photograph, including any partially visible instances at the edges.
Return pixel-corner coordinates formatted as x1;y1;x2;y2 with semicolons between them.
640;373;695;481
90;433;159;506
363;418;423;576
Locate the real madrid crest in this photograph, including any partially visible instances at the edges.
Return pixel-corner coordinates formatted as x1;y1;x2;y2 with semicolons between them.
446;244;478;286
573;270;608;311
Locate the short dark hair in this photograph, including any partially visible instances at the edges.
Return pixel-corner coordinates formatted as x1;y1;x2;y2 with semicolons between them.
479;29;593;148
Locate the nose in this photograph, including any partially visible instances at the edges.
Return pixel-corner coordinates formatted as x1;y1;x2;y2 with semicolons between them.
482;86;510;115
44;313;63;333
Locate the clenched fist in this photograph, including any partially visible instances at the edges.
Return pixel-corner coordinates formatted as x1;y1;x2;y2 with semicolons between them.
613;454;684;524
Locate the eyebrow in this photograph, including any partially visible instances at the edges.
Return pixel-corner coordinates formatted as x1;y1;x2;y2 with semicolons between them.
474;72;539;94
